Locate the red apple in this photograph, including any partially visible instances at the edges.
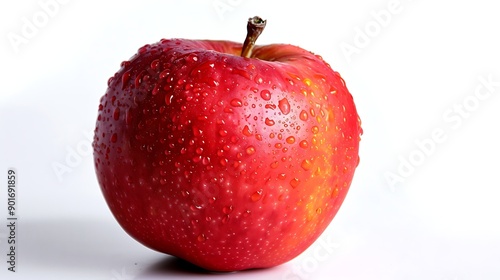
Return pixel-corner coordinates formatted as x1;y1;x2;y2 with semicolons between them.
93;16;362;271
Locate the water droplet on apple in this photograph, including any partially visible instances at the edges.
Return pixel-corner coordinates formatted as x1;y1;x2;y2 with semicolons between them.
219;129;228;137
138;44;150;54
316;208;322;214
121;70;131;89
301;159;312;171
303;78;312;86
192;126;203;137
165;94;173;105
255;134;263;141
246;146;256;155
202;157;211;165
278;98;291;115
265;104;276;110
222;215;230;224
152;84;161;95
197;234;206;242
107;76;114;86
242;125;252;136
150;59;160;71
312;126;319;134
232;68;251;79
299;140;308;149
187;53;198;62
312;137;318;146
113;107;120;120
243;210;251;217
190;204;202;211
299;110;308;121
265;118;275;126
134;74;142;88
260;90;271;101
223;205;233;214
120;60;131;68
251;189;263;202
159;69;170;79
230;98;243;107
285;136;295;145
290;178;300;188
270;161;279;169
192;155;202;163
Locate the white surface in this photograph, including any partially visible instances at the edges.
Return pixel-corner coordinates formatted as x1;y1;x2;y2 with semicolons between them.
1;0;500;279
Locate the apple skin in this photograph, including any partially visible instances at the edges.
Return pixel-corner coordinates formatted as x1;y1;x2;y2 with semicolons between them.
93;38;361;271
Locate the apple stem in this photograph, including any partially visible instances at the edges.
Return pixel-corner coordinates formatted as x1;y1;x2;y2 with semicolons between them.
241;16;267;58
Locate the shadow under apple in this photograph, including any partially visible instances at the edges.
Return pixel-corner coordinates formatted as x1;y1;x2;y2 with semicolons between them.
138;255;286;279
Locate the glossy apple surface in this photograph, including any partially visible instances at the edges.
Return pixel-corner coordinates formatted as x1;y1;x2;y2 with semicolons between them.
93;35;361;271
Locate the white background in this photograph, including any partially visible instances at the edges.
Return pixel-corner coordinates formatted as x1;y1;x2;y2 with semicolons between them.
1;0;499;279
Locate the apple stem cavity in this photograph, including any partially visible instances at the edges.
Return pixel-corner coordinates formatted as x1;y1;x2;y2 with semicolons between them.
241;16;267;58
